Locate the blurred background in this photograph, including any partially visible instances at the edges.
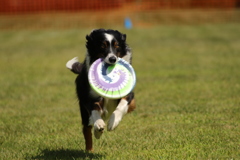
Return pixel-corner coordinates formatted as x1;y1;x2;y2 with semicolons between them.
1;0;240;29
1;1;240;159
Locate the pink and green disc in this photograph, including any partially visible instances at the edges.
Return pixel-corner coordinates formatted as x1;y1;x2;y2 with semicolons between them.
88;58;136;99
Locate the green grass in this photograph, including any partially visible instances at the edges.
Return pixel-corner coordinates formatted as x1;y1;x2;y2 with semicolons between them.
1;24;240;159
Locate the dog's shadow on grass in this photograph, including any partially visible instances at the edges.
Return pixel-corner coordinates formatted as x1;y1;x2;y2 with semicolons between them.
30;148;104;160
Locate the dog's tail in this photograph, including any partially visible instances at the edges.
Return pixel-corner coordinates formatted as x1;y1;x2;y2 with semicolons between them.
66;57;83;74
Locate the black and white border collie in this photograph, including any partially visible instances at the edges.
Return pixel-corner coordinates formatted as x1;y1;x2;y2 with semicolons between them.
66;29;136;151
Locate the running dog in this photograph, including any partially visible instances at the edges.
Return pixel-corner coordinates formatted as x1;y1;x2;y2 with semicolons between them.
66;29;136;151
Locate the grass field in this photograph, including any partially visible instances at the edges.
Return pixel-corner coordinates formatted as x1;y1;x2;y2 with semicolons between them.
1;23;240;159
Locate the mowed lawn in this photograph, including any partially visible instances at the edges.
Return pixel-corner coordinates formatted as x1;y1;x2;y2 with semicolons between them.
0;24;240;159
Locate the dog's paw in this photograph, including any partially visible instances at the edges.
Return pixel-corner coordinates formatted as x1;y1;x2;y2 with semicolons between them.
107;110;123;131
94;119;105;139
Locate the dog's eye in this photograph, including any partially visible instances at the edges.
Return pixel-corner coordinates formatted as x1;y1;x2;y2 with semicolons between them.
101;41;107;48
114;42;119;48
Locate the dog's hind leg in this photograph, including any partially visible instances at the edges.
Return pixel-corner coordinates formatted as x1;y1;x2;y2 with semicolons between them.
83;125;93;151
79;102;94;151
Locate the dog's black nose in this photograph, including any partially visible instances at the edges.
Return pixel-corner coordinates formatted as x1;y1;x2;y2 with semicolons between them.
109;56;117;63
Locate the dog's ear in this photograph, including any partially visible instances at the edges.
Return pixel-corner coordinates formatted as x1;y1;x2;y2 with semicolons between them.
122;34;127;41
86;35;92;41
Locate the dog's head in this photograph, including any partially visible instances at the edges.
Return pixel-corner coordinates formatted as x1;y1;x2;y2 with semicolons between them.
86;29;128;65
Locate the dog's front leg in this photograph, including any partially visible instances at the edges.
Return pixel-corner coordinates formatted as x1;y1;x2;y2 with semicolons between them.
107;99;129;131
90;102;105;139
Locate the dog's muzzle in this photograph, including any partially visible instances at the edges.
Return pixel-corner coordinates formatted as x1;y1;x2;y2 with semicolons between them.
109;56;117;64
104;53;118;64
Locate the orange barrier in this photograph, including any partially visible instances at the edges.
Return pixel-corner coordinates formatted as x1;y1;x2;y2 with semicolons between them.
0;0;122;13
0;0;239;14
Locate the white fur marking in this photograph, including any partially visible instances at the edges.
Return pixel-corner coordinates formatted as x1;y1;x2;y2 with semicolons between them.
104;33;117;64
107;99;128;131
89;110;101;125
104;53;117;64
66;57;79;69
90;110;105;139
105;33;114;44
116;99;129;113
122;51;132;63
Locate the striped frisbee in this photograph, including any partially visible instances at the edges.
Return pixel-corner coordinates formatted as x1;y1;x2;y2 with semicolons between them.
88;58;136;99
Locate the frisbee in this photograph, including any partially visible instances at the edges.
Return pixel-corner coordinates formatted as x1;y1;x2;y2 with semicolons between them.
88;58;136;99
